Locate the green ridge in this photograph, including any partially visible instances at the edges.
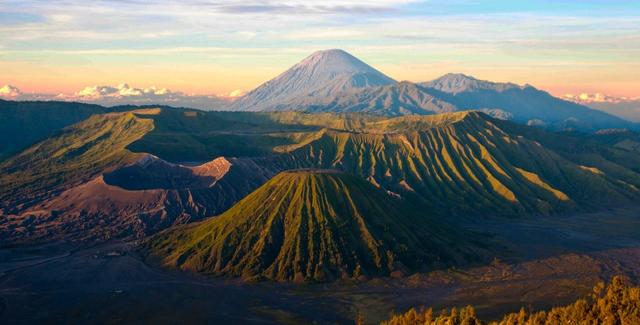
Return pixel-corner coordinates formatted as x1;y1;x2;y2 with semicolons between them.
144;170;481;282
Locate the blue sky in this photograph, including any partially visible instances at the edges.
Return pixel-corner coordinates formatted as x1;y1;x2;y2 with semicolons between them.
1;0;639;96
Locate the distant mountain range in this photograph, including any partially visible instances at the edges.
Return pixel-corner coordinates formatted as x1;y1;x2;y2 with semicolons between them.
228;49;637;131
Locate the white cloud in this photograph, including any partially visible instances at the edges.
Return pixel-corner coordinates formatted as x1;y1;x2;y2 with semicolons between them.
561;93;640;122
75;84;177;99
77;85;118;97
70;83;232;110
49;14;73;23
219;89;246;99
563;92;639;104
0;85;22;97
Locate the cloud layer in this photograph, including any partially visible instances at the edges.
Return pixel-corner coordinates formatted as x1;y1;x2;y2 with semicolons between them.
0;84;231;110
563;93;640;104
0;85;21;97
561;92;640;122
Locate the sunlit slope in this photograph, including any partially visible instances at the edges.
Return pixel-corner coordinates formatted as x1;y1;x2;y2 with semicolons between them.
145;170;480;282
275;112;640;215
0;111;154;210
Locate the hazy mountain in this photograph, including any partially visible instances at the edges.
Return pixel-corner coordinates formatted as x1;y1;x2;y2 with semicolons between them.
302;81;457;116
420;74;637;130
0;84;231;111
229;49;396;111
421;73;523;94
583;100;640;123
144;170;483;282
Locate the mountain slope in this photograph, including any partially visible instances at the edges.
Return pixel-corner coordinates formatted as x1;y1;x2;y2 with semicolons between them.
144;170;482;282
229;49;395;111
421;73;522;94
303;81;458;116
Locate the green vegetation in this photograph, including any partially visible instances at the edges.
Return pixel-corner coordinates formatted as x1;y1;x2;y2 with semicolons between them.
0;111;153;210
144;170;483;282
381;276;640;325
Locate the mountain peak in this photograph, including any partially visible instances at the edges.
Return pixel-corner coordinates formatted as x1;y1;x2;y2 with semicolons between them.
439;73;478;81
423;73;521;94
229;49;396;111
295;49;376;74
305;48;351;59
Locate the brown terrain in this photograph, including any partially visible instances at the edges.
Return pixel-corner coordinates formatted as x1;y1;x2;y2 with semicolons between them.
0;155;276;242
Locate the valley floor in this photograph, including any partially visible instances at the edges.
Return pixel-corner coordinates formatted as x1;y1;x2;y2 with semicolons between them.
1;208;640;324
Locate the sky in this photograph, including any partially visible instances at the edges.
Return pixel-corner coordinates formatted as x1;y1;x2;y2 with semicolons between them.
1;0;639;99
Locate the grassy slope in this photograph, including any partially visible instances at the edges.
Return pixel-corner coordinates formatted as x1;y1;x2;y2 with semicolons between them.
0;111;154;210
145;170;482;282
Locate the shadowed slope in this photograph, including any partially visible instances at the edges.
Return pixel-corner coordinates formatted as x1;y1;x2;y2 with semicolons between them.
0;99;117;160
145;170;481;282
